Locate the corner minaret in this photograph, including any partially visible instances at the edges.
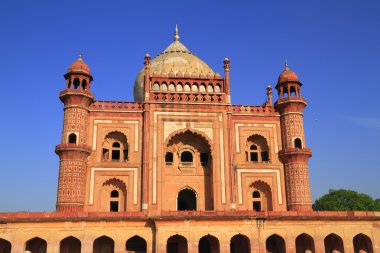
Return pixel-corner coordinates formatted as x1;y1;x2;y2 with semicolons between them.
55;54;93;212
274;62;313;211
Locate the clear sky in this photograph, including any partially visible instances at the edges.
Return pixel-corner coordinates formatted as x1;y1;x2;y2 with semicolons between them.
0;1;379;212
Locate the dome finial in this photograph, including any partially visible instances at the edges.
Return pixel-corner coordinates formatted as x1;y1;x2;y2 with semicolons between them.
285;60;289;70
77;53;83;61
174;24;180;41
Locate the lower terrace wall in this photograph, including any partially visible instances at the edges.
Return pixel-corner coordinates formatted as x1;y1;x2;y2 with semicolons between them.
0;211;379;253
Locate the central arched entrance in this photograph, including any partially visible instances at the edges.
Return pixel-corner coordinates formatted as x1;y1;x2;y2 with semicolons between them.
177;188;197;211
165;129;213;211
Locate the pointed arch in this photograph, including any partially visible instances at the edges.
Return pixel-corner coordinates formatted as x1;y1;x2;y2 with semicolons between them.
102;178;127;212
177;187;197;211
167;234;188;253
198;234;219;253
266;234;285;253
353;233;373;253
126;235;147;253
324;233;344;253
249;180;273;211
0;238;11;253
102;131;129;162
164;128;212;151
60;236;81;253
93;235;114;253
296;233;315;253
230;234;250;253
246;134;269;162
25;237;47;253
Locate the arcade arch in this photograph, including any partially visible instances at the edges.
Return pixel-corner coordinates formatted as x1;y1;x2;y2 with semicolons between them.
167;234;188;253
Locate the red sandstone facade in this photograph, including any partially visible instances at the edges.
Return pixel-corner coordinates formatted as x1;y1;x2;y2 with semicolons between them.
0;28;379;253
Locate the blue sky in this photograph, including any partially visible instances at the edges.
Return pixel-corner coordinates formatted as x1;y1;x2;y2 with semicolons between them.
0;1;379;212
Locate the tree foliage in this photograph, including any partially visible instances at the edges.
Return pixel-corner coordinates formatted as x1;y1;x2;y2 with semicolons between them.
313;189;380;211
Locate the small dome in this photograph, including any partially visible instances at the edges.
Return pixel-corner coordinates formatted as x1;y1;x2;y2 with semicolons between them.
134;26;215;101
277;62;298;84
67;54;90;75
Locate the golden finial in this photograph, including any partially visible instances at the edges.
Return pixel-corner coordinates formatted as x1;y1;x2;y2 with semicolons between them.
174;24;180;41
285;60;289;70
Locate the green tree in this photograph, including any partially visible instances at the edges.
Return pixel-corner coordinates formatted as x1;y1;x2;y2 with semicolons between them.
313;189;380;211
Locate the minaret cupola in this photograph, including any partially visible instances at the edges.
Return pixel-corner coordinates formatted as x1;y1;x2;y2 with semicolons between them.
64;54;93;91
275;61;302;99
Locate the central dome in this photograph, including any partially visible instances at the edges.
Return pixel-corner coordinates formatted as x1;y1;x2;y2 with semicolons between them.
133;26;215;101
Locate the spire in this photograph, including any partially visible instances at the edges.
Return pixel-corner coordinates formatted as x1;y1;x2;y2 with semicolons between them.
174;24;180;41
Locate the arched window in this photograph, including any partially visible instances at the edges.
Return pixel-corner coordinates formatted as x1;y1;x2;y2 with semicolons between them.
200;84;206;92
252;190;261;211
290;86;297;97
246;135;270;163
184;83;191;91
153;82;160;91
165;152;173;165
177;188;197;210
294;138;302;148
192;84;198;92
207;84;214;92
82;79;87;90
73;78;80;89
68;133;77;144
181;151;193;165
161;83;168;91
250;181;273;211
283;87;289;98
102;132;129;162
177;83;183;91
